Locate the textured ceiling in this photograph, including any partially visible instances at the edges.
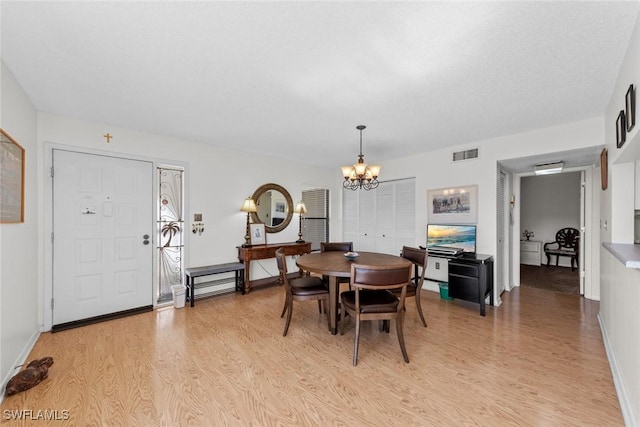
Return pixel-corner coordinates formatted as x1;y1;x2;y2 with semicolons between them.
2;1;639;169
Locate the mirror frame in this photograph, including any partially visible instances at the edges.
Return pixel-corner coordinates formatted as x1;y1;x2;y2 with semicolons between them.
250;183;294;233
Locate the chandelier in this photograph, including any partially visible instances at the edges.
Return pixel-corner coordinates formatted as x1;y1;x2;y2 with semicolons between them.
341;125;381;191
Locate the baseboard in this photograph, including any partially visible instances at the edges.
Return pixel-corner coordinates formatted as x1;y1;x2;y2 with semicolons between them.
598;313;636;426
52;305;153;333
0;329;41;405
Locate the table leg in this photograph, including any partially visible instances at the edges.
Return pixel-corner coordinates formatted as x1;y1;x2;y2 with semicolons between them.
328;276;339;335
244;262;251;294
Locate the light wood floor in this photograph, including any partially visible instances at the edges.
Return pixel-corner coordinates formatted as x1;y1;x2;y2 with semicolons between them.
1;285;623;426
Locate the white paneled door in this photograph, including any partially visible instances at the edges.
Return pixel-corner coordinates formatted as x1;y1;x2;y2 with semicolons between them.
52;150;153;326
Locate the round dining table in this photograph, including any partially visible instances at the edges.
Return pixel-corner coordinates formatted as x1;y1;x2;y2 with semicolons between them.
296;251;411;334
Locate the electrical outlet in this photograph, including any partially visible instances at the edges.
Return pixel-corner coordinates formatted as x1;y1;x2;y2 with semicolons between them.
435;262;440;269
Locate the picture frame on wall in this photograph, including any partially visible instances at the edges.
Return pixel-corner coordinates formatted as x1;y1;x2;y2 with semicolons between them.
427;184;478;224
600;148;608;190
616;110;626;148
249;223;266;245
626;84;635;132
0;128;25;223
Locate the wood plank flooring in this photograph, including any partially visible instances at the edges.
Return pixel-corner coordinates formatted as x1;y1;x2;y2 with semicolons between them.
1;285;623;426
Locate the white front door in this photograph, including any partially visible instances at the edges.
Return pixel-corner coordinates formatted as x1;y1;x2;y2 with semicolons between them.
52;150;153;326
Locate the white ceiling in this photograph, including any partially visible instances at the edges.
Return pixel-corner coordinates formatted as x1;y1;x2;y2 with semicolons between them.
2;1;639;170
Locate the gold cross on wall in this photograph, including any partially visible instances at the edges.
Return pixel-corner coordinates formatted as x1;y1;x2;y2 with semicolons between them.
103;133;113;143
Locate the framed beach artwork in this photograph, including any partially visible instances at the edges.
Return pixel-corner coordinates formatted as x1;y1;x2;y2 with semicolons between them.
427;185;478;224
0;129;25;223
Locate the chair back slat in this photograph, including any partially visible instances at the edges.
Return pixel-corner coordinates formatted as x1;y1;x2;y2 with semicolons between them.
321;242;353;253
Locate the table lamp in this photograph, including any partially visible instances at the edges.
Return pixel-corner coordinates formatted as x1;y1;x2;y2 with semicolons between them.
240;197;257;247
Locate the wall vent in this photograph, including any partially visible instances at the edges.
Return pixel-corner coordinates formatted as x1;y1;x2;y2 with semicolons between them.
452;148;479;162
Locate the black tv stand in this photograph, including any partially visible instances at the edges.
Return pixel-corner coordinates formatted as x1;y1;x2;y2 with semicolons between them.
448;253;494;316
425;251;494;316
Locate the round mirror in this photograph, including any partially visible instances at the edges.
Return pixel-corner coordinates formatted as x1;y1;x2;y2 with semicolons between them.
250;183;293;233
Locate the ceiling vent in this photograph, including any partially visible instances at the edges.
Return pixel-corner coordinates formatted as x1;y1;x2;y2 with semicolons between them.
452;148;479;162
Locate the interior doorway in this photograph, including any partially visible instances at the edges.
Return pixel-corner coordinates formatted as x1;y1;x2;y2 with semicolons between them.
518;171;582;295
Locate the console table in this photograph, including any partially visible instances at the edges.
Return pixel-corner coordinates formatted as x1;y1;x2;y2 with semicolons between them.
237;242;311;293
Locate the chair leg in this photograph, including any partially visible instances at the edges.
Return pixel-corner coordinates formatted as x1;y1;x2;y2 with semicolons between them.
414;294;428;327
283;298;293;336
353;316;361;366
396;314;409;363
546;254;550;267
280;293;290;318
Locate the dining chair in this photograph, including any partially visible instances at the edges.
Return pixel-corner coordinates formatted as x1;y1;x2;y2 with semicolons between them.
340;263;412;365
321;241;354;289
320;242;354;253
388;246;429;327
275;248;329;336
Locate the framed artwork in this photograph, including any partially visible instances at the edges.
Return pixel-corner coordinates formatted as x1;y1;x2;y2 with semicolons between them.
600;148;608;190
249;223;266;245
0;129;25;223
427;185;478;224
616;110;626;148
626;84;636;132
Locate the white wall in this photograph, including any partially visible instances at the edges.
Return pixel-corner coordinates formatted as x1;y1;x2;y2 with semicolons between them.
377;117;604;305
37;113;338;288
600;11;640;426
521;172;581;267
0;61;40;395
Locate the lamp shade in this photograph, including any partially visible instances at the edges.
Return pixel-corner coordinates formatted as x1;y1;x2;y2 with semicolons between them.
295;201;307;214
240;197;257;213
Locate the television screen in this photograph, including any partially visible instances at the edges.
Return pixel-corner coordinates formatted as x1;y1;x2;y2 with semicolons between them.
426;224;477;253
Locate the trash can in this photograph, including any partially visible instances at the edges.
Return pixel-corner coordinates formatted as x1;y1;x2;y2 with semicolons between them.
171;284;186;308
439;283;453;300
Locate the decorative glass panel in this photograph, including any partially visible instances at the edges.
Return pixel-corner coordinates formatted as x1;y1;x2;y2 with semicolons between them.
157;167;184;303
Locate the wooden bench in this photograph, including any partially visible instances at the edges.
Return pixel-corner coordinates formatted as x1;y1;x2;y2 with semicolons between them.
184;262;245;307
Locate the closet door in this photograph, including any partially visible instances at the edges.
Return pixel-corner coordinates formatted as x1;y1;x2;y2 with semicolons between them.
342;178;416;255
358;189;376;251
375;182;395;254
394;179;416;251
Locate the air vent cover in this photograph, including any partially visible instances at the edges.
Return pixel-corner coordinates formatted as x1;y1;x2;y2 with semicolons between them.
452;148;479;162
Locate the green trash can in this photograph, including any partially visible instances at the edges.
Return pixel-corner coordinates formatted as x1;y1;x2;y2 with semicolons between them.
439;283;453;300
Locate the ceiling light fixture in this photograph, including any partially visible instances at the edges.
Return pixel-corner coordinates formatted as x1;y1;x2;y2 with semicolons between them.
341;125;381;191
534;161;564;175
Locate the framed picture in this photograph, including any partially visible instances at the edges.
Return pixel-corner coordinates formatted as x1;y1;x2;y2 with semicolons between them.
616;110;626;148
626;84;635;132
427;185;478;224
249;223;266;245
600;148;608;190
0;129;25;223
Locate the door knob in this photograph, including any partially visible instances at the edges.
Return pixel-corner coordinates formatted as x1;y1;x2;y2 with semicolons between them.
143;240;150;245
143;234;150;239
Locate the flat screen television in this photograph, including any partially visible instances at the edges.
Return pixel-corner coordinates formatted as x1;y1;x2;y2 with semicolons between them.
426;224;477;254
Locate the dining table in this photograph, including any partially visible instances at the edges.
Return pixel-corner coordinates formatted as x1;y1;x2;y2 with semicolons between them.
296;251;412;334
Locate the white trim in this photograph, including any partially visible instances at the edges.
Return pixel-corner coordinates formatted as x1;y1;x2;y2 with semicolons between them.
0;330;40;405
43;142;189;331
598;313;636;427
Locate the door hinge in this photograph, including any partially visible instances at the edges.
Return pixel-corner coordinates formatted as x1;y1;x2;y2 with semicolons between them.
50;166;54;178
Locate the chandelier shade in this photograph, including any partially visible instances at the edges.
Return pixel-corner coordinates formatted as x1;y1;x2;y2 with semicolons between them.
341;125;381;191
